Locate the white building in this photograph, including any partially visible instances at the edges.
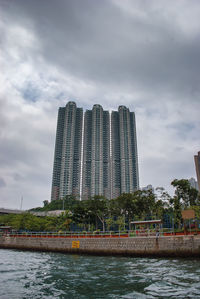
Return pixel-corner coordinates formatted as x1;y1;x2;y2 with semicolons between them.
189;177;199;191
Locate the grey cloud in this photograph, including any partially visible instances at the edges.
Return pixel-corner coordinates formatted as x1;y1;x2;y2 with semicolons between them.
22;81;41;102
13;173;23;181
0;0;200;209
0;177;6;188
2;0;200;101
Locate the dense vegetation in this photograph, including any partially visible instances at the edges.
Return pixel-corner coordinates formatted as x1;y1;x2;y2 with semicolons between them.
0;179;199;232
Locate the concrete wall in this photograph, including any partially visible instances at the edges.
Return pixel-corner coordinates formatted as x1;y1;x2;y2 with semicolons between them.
1;235;200;257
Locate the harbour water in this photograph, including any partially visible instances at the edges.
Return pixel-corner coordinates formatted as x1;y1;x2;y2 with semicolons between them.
0;249;200;298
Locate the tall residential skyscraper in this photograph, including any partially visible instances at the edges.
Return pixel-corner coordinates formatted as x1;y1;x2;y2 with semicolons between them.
111;106;139;198
51;101;83;201
51;102;139;201
82;104;110;200
194;151;200;191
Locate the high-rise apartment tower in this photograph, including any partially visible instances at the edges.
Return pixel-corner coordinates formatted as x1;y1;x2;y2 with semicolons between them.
51;102;83;201
194;151;200;191
51;102;139;201
111;106;139;198
82;104;110;200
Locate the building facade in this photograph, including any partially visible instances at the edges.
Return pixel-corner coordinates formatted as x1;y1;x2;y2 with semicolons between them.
51;102;83;201
51;102;139;201
194;152;200;191
111;106;139;198
82;104;110;200
142;184;154;192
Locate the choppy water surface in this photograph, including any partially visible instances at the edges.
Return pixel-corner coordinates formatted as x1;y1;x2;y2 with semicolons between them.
0;249;200;298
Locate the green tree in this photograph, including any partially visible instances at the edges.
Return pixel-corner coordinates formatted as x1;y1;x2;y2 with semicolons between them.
171;179;199;207
105;217;115;231
72;201;91;230
114;193;136;229
116;216;126;231
87;196;109;232
132;189;156;220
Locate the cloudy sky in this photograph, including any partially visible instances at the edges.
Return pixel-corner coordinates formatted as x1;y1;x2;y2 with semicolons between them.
0;0;200;210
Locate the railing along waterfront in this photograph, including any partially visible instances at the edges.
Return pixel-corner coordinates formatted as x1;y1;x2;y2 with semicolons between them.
2;231;130;238
1;229;199;238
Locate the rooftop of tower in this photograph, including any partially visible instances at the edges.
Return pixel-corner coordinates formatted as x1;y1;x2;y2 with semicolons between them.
66;101;76;107
118;105;128;110
93;104;102;108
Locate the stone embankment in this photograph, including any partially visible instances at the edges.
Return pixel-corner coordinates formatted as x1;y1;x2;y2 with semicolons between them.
1;235;200;257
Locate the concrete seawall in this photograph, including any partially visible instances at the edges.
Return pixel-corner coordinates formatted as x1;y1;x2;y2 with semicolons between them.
1;235;200;257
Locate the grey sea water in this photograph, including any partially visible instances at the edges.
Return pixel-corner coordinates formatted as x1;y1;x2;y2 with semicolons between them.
0;249;200;298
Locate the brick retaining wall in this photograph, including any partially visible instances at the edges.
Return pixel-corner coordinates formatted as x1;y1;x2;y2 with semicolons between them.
1;235;200;257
